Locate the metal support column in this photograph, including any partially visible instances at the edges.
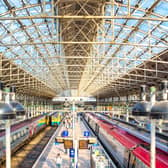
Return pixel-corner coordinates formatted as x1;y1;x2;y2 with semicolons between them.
5;88;11;168
72;101;78;168
5;120;11;168
150;120;156;168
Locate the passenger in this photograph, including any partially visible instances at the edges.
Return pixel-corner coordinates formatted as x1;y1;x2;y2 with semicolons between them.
56;153;62;168
63;120;66;127
65;120;69;129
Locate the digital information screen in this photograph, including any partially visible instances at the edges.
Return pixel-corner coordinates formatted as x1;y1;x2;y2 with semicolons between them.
79;140;89;149
64;140;73;149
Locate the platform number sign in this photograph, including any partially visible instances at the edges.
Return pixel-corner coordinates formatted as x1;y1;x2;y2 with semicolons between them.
84;131;90;137
69;148;75;158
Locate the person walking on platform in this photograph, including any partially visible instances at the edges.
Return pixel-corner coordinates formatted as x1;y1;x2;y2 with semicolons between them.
56;153;62;168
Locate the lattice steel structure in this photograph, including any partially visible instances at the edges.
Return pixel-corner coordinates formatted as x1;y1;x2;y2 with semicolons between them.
0;0;167;98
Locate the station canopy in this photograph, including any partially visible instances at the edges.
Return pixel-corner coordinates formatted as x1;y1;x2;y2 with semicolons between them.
0;0;167;98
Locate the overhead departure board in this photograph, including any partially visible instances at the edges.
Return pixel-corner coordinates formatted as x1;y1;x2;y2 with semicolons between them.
64;140;73;149
79;140;89;149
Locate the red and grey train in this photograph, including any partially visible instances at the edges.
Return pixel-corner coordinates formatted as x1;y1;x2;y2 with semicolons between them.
0;112;63;163
84;112;168;168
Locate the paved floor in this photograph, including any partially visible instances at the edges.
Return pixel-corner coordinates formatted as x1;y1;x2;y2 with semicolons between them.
33;117;91;168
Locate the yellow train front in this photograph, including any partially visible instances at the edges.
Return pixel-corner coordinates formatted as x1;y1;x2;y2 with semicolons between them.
46;112;65;126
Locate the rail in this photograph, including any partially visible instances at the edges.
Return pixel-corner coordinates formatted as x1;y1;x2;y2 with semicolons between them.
32;121;64;168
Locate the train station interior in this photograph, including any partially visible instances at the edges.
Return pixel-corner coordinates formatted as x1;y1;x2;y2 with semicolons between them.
0;0;167;168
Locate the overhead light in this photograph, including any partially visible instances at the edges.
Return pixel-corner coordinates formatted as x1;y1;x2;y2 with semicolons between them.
9;101;26;116
0;102;16;120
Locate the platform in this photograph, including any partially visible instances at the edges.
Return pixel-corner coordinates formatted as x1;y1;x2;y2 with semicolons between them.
32;117;92;168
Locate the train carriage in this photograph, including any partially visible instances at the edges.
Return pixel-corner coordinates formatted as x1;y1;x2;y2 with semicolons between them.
84;113;168;168
0;113;60;163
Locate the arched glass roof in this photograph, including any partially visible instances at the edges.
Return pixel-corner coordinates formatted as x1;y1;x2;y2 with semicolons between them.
0;0;167;97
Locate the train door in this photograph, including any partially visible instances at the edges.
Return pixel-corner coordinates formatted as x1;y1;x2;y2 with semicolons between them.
127;152;136;168
95;124;99;135
49;116;52;126
88;117;90;123
127;152;149;168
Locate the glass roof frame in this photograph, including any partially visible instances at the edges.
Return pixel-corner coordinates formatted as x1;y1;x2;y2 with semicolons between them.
0;0;167;97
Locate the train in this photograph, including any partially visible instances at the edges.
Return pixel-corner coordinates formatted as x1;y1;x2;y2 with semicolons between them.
48;112;62;126
100;112;168;133
84;112;168;168
0;112;64;163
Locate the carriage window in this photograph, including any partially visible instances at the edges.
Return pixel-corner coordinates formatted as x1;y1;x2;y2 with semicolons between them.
20;131;23;137
11;136;15;143
2;141;5;150
16;132;20;138
13;135;17;141
0;140;3;150
22;130;24;136
23;129;26;135
18;132;21;138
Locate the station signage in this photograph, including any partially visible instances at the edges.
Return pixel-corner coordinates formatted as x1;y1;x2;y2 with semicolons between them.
84;131;90;137
79;140;89;149
64;139;73;149
69;148;75;158
53;97;96;102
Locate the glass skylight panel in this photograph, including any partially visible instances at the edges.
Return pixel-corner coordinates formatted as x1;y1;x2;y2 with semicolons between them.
0;46;6;52
117;6;129;16
28;6;41;15
13;31;26;42
30;31;39;39
45;4;51;12
0;1;8;14
0;29;6;37
135;31;145;41
125;19;139;27
152;47;164;54
152;29;164;39
132;9;144;17
2;36;12;43
14;59;23;65
140;0;155;10
130;0;139;6
154;1;167;16
140;53;151;60
139;22;149;32
160;22;168;32
26;26;36;34
4;52;13;59
15;9;28;17
115;18;125;25
8;0;22;8
12;46;22;53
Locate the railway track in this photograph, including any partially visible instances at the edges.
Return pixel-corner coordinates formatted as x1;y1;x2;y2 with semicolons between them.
1;126;57;168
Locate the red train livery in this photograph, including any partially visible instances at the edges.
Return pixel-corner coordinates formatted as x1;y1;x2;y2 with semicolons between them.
84;113;168;168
